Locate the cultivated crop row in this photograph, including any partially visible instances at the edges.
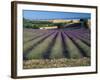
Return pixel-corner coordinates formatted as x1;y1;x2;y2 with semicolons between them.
23;28;90;60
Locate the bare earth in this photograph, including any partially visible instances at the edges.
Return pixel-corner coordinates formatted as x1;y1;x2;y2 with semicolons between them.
23;57;90;69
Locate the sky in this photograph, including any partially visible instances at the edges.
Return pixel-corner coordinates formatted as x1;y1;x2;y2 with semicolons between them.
23;10;91;20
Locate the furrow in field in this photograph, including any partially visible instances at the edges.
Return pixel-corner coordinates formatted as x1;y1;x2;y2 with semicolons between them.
71;28;90;40
23;31;55;60
76;33;90;40
24;32;58;60
62;32;83;59
24;31;54;51
24;31;49;44
70;30;90;40
65;32;90;57
61;32;70;58
42;32;58;59
49;32;64;59
71;33;90;46
65;30;90;46
23;29;42;37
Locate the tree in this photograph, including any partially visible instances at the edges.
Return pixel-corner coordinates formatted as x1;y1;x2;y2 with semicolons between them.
80;19;89;29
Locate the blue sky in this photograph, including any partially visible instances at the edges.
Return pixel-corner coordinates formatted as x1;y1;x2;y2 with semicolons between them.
23;10;91;20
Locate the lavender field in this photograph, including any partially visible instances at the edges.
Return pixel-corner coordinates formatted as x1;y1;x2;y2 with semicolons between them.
23;27;91;69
